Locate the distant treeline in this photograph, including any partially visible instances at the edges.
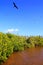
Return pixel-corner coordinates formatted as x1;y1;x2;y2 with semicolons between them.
0;32;43;63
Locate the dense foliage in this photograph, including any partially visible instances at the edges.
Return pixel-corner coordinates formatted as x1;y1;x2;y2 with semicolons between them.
0;32;43;63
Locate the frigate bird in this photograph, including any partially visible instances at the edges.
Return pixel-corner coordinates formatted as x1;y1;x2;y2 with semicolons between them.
13;2;18;9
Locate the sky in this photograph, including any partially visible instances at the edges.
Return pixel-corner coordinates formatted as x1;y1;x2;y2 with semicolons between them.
0;0;43;36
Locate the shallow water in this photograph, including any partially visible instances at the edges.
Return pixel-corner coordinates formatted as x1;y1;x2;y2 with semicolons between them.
2;47;43;65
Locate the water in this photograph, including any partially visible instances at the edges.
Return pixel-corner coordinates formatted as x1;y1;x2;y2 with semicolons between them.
2;47;43;65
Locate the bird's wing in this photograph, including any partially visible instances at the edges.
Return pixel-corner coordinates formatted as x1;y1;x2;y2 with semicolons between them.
13;2;18;9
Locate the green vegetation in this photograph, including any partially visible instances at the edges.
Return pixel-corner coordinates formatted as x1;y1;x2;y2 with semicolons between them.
0;32;43;63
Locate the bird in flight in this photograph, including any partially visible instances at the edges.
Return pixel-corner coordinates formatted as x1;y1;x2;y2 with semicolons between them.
13;2;18;9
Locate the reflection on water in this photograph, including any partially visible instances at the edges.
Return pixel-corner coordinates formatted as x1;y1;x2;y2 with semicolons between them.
2;47;43;65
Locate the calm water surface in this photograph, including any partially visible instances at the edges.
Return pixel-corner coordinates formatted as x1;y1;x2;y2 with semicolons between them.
2;47;43;65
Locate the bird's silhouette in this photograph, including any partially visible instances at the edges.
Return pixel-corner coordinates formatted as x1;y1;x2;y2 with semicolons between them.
13;2;18;9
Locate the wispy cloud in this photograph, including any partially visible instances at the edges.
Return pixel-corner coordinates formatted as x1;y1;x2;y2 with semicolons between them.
6;28;19;33
14;29;19;32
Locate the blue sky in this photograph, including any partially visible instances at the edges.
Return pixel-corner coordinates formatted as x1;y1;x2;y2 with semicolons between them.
0;0;43;36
